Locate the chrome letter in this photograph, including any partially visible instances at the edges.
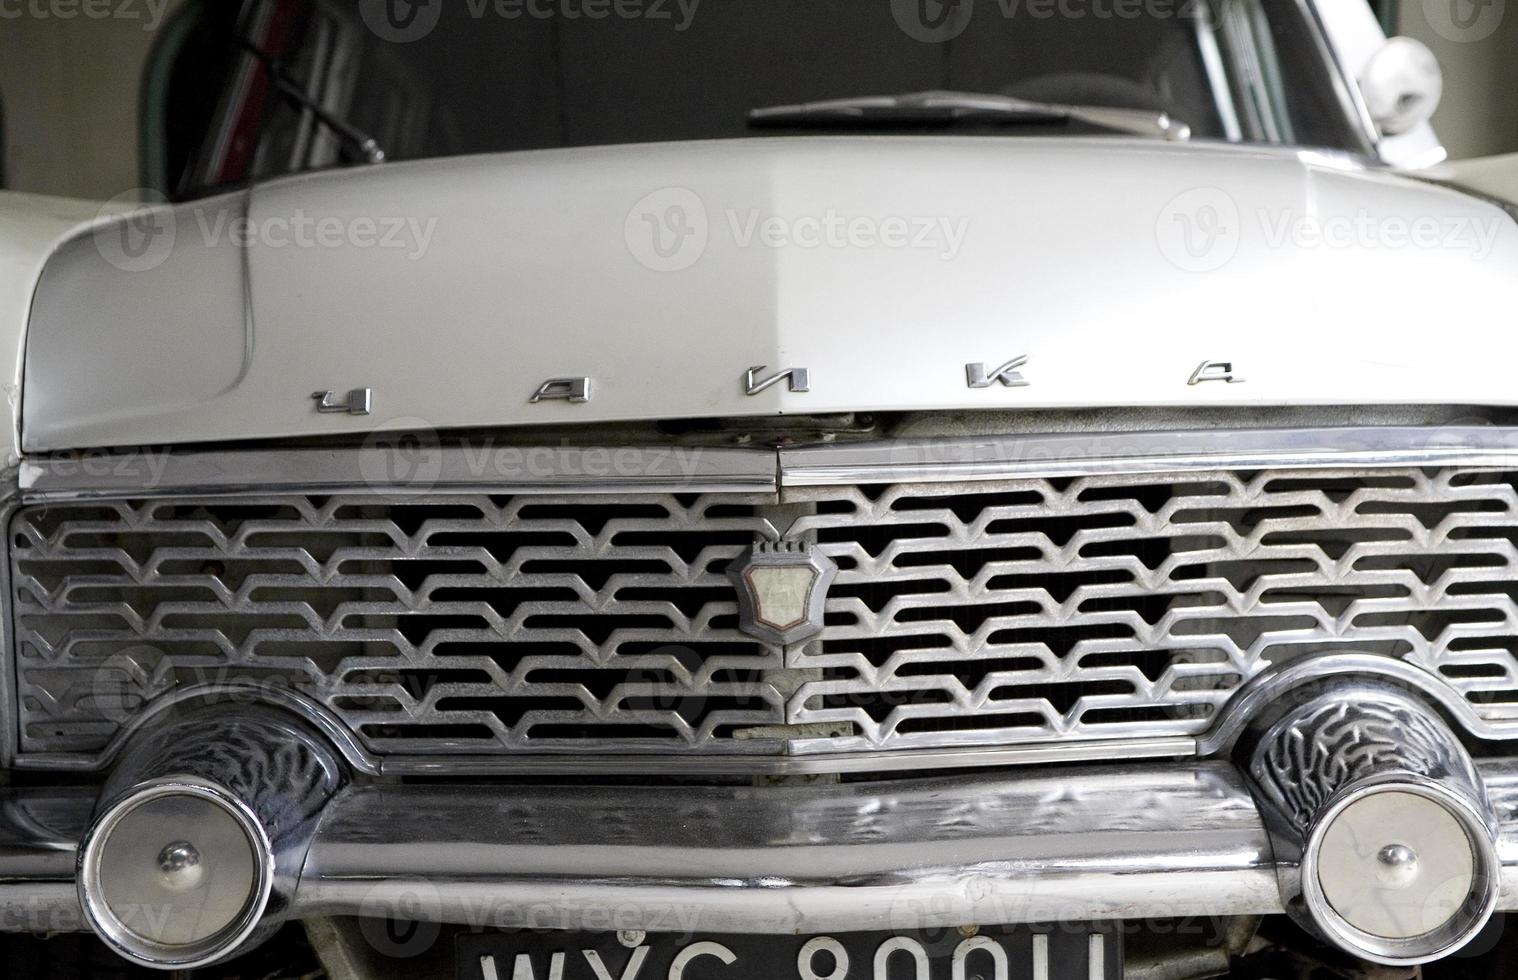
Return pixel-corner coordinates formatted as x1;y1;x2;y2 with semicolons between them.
966;356;1030;389
745;365;810;395
530;377;594;404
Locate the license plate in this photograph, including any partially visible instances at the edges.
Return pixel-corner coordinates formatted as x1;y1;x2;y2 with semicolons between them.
458;925;1121;980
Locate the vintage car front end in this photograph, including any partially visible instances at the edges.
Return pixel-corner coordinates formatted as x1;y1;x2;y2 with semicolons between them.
5;134;1518;977
8;1;1518;976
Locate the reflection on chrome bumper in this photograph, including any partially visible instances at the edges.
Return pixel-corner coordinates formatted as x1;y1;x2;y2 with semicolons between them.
3;764;1283;937
6;761;1518;956
298;763;1282;933
9;760;1518;931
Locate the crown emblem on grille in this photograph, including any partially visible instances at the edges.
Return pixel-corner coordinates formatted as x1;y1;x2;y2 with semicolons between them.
728;540;836;646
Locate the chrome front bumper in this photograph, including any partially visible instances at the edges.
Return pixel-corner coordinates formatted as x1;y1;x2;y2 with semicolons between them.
10;663;1518;971
5;759;1518;937
301;764;1283;934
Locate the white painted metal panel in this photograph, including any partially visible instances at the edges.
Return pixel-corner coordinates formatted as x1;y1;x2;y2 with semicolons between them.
17;138;1518;450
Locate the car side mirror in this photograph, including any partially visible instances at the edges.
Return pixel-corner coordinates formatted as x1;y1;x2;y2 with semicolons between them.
1359;37;1443;137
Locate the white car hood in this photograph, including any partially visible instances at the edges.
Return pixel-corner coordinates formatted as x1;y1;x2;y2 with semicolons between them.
20;137;1518;451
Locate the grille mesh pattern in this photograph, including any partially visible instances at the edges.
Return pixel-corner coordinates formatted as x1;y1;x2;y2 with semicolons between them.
11;467;1518;766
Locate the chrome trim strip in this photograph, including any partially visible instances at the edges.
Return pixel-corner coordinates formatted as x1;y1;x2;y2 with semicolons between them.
18;445;779;500
1299;0;1382;157
19;427;1518;499
0;483;22;770
374;736;1199;777
1194;6;1241;141
778;426;1518;487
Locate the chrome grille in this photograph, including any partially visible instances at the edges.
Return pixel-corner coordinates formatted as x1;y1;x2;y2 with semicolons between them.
11;466;1518;769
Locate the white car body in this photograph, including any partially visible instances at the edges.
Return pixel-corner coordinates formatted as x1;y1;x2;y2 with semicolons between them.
9;137;1518;455
13;5;1518;975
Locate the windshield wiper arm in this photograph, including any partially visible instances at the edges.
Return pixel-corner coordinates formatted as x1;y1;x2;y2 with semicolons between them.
749;90;1190;141
235;36;388;165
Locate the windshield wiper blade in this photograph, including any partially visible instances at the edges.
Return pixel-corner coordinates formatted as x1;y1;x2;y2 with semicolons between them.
749;90;1190;141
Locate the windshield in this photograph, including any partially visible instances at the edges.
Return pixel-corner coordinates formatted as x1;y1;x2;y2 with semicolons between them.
160;0;1370;198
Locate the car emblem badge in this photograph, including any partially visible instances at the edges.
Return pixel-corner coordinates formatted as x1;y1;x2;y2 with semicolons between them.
729;540;836;645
